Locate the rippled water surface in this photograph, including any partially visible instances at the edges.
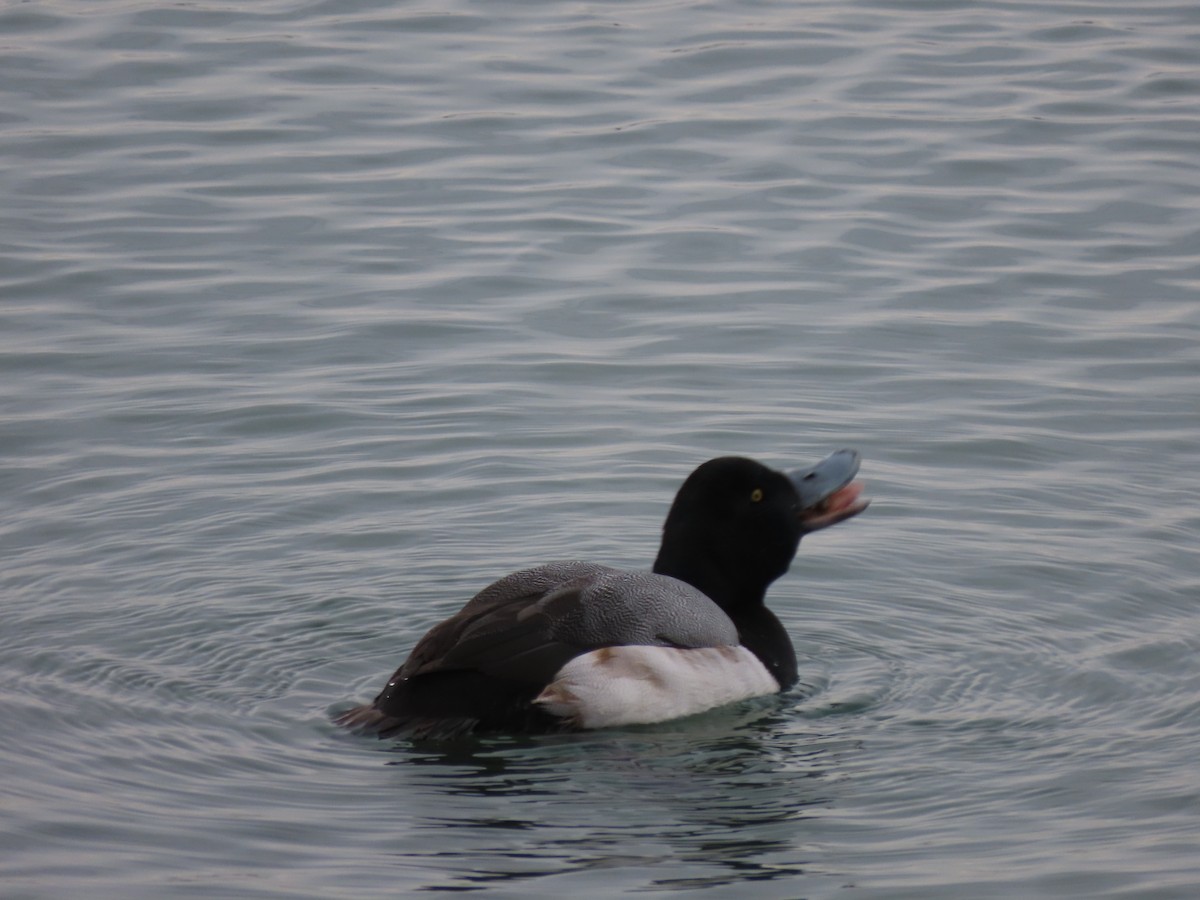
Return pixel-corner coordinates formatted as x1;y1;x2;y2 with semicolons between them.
3;1;1199;897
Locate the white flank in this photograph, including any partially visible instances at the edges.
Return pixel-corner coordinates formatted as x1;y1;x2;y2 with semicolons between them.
534;645;780;729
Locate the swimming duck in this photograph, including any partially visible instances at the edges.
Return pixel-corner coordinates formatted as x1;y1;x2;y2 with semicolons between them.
338;450;868;738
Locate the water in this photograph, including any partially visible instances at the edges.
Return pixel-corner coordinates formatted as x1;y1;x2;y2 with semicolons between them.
2;0;1198;896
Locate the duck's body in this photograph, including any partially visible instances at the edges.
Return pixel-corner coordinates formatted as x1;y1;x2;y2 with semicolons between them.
338;451;868;738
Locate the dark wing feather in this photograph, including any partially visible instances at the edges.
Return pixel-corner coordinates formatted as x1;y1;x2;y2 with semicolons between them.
394;562;614;685
394;563;739;686
342;561;738;737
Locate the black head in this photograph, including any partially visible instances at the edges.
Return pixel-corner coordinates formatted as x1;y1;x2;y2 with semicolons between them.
652;451;868;613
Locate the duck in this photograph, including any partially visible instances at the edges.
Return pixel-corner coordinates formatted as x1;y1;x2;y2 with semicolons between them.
337;449;868;738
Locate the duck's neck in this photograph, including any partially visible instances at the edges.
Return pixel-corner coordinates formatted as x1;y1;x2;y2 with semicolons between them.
653;544;760;611
652;548;798;689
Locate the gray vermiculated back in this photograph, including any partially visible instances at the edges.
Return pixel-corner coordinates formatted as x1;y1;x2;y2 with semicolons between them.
466;561;738;648
546;569;738;649
460;561;612;612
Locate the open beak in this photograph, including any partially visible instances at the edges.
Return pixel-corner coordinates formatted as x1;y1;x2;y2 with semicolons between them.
788;449;870;534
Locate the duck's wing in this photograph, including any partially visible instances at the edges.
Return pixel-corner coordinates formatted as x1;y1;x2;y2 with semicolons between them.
399;563;738;684
337;562;739;735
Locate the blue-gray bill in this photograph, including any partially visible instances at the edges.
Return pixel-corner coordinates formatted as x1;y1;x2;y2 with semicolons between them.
788;449;869;534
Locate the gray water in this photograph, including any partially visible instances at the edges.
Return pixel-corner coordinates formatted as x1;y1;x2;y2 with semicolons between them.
3;0;1199;897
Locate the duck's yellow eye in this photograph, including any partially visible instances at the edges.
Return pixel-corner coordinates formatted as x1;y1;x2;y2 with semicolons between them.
750;488;764;503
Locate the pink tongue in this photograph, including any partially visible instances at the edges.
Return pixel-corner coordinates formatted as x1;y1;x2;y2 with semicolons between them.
824;480;865;512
